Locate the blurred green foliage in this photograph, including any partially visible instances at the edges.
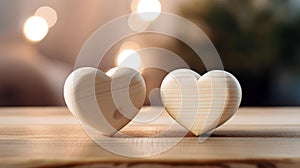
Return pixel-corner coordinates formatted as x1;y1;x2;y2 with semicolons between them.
179;0;300;105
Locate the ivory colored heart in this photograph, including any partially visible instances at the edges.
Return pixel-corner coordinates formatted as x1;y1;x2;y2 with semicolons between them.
64;67;146;136
160;69;242;136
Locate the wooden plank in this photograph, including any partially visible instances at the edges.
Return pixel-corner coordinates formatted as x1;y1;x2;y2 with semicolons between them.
0;107;300;167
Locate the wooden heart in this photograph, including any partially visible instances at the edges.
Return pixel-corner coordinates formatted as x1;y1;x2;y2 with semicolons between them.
160;69;242;136
64;67;146;136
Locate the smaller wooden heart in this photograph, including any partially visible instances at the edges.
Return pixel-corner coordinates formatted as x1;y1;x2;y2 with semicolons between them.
64;67;146;136
160;69;242;136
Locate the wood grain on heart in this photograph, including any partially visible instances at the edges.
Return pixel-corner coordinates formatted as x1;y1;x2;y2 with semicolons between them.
64;67;146;136
160;69;242;136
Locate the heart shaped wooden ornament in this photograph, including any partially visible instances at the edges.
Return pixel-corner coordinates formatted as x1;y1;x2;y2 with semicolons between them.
160;69;242;136
64;67;146;136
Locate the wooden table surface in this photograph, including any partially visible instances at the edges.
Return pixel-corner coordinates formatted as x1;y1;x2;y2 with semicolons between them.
0;107;300;168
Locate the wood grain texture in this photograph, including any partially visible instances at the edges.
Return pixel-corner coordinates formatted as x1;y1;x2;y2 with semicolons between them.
160;69;242;136
64;67;146;136
0;107;300;168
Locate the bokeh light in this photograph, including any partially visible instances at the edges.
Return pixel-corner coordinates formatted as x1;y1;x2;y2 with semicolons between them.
23;16;49;42
136;0;162;21
131;0;140;12
117;49;141;70
128;13;150;32
35;6;58;28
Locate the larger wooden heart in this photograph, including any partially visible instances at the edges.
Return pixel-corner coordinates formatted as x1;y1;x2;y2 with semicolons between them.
160;69;242;136
64;67;146;136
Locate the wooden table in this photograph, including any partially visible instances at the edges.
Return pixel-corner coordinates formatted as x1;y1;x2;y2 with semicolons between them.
0;107;300;168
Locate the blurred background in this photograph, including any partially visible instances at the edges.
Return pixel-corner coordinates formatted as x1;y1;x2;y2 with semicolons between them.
0;0;299;106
